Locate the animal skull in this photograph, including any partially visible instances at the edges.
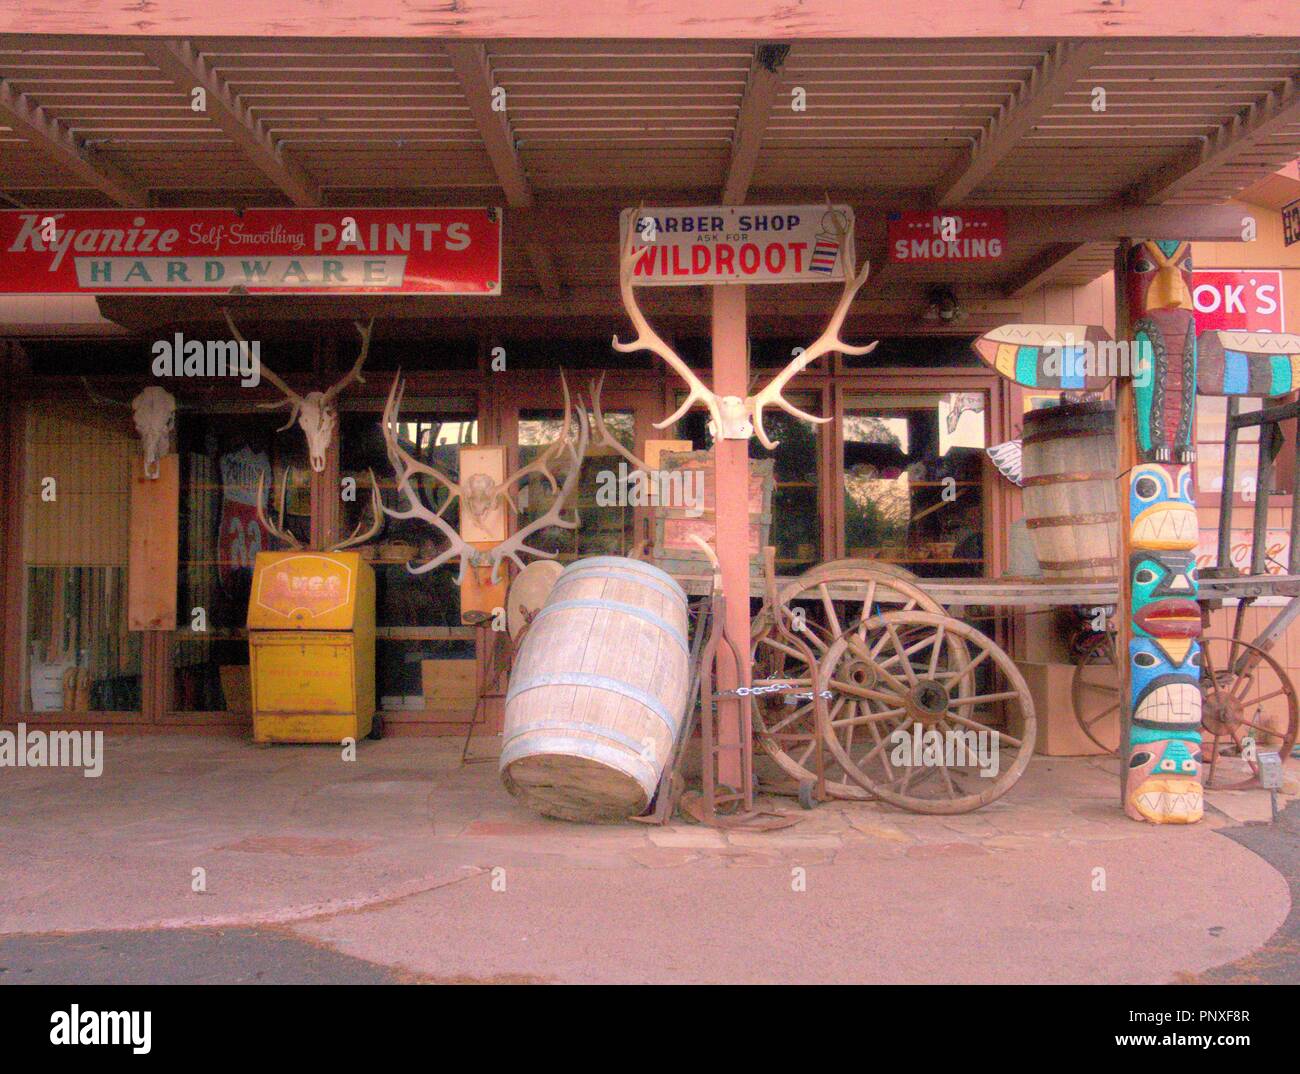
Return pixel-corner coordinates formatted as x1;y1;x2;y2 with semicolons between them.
285;392;338;474
131;386;177;479
462;471;500;529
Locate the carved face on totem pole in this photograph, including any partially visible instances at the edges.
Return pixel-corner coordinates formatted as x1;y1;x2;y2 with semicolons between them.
1126;240;1197;464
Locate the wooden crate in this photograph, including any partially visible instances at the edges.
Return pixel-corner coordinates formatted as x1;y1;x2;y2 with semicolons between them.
421;658;477;710
651;451;774;580
1015;660;1114;756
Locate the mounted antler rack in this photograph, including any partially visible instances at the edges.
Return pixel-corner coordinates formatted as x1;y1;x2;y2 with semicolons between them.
255;466;383;553
223;310;373;472
613;204;877;448
382;371;589;585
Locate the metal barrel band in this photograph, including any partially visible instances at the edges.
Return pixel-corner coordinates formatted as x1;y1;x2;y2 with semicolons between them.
530;598;689;656
1025;511;1117;529
1021;426;1114;445
1021;470;1113;487
556;566;686;606
503;718;660;760
561;555;685;598
499;734;659;798
505;671;682;739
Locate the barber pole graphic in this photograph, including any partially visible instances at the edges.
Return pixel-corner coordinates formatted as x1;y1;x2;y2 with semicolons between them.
809;211;845;274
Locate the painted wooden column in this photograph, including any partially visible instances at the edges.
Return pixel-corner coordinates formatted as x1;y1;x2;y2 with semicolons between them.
1116;239;1204;824
712;283;751;788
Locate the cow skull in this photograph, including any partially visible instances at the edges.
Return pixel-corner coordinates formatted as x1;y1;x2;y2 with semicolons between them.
223;311;373;472
132;386;178;479
81;378;177;480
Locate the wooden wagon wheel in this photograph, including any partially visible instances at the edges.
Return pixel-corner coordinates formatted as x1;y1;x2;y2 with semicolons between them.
815;610;1037;814
1199;634;1299;791
1071;627;1122;754
750;560;965;800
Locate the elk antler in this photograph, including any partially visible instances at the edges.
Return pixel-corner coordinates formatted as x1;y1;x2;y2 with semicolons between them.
490;369;573;515
255;467;304;550
589;372;652;473
222;308;305;431
613;206;725;435
487;401;589;585
381;372;475;582
747;235;877;449
329;468;384;552
323;319;373;404
80;377;132;408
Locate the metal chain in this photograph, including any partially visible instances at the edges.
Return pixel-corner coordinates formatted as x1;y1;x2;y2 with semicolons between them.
714;682;835;701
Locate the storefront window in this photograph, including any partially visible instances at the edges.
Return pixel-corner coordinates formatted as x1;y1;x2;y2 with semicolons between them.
518;407;637;560
842;392;987;578
22;403;141;714
341;405;478;711
675;396;823;572
172;412;307;713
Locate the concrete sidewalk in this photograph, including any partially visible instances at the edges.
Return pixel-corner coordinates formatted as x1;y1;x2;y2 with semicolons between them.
0;736;1294;983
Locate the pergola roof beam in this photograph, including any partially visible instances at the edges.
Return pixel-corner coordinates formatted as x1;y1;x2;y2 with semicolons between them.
934;40;1108;206
1128;72;1300;204
136;39;321;206
721;43;789;205
0;77;148;206
445;40;562;298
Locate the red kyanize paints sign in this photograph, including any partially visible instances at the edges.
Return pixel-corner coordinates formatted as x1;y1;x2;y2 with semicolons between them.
0;208;502;295
1191;270;1284;333
619;205;856;285
888;209;1007;262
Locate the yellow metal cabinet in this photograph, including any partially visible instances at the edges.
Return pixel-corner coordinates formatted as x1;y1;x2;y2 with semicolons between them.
247;551;376;743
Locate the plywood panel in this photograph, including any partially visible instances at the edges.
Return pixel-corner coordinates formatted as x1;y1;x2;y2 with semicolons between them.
127;454;179;630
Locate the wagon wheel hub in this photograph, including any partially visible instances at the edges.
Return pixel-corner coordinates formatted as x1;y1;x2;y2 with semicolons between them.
906;679;950;726
1200;693;1238;736
844;658;877;692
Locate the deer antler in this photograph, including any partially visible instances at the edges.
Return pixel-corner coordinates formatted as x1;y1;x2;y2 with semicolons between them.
613;206;724;435
330;468;384;552
323;319;373;404
222;308;304;431
381;373;475;582
589;372;652;473
490;369;573;515
488;401;589;585
255;468;304;550
747;233;877;449
80;377;132;408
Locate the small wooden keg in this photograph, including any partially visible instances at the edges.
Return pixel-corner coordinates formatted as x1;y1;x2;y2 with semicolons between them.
1021;401;1119;579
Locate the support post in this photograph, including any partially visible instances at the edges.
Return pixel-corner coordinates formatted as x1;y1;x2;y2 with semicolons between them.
1116;238;1204;824
711;284;752;789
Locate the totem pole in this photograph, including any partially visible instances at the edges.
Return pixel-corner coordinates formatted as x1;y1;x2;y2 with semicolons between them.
1119;240;1203;824
975;243;1300;824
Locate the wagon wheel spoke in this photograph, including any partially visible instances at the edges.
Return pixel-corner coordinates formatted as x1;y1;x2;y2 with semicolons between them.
767;700;815;735
830;705;908;726
943;709;1023;750
949;690;1023;707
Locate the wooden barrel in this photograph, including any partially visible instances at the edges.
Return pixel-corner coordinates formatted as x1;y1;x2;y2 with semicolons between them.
1021;401;1119;579
500;556;690;822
